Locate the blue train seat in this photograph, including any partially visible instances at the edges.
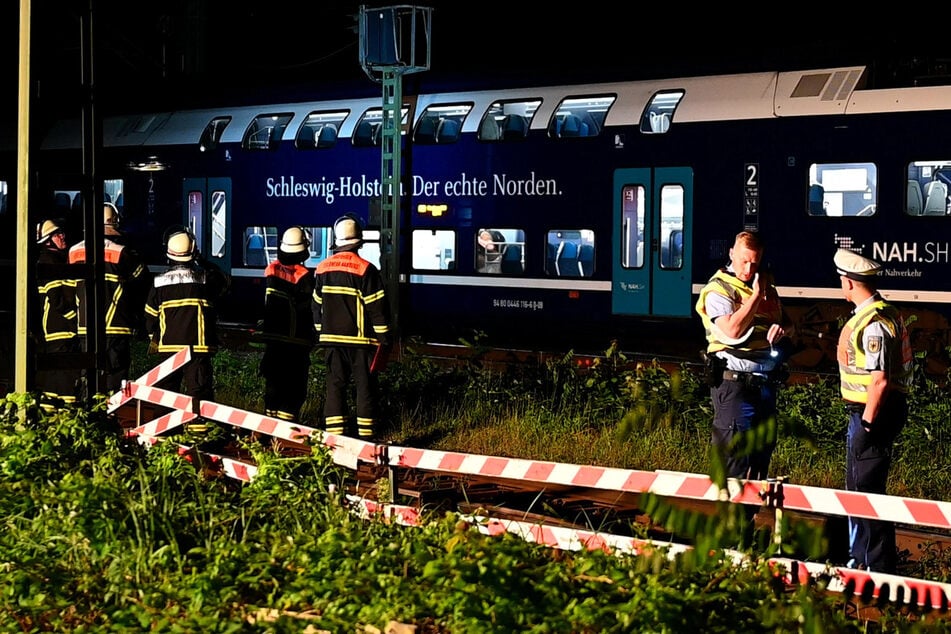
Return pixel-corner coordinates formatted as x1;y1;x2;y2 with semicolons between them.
316;125;338;149
246;233;268;266
54;192;71;214
500;244;523;274
353;120;375;147
808;184;825;215
436;118;461;143
414;116;438;143
501;114;528;140
546;242;559;274
555;241;580;277
560;114;583;137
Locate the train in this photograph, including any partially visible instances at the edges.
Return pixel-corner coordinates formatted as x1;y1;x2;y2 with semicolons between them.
11;61;951;381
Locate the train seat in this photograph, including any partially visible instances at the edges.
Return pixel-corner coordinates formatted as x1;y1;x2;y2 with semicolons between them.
500;244;523;274
924;180;948;215
353;120;375;147
907;180;924;215
54;192;71;214
436;118;461;143
546;242;558;274
501;114;528;140
245;233;268;266
808;183;825;215
316;125;338;149
555;241;580;277
414;116;438;143
479;116;501;141
578;243;594;276
560;114;583;137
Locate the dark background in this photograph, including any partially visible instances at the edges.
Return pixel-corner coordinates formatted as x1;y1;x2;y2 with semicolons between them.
6;2;951;122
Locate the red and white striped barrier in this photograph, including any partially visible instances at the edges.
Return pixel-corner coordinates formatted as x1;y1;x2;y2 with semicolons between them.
107;347;192;412
128;408;197;438
388;446;951;531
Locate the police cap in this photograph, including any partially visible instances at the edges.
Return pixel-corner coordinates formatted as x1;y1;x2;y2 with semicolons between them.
834;248;882;281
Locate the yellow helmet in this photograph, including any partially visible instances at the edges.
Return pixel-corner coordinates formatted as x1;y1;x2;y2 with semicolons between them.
36;219;63;244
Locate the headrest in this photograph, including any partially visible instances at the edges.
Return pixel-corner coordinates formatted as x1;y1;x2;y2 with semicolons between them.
834;248;882;281
333;215;363;248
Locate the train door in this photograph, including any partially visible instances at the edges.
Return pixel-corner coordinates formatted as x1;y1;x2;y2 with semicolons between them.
611;167;693;317
182;177;232;274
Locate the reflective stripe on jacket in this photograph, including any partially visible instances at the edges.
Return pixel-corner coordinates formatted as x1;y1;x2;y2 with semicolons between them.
837;298;913;402
695;268;781;354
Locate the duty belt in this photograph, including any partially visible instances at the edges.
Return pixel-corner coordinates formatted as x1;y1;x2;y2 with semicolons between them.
722;370;769;387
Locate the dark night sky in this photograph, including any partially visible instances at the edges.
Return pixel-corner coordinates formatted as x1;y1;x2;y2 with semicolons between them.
4;2;949;127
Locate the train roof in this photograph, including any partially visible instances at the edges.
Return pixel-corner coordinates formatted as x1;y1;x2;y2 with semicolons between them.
38;64;951;151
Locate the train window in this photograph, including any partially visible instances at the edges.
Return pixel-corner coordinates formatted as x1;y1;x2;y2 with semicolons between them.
548;95;615;138
199;116;231;152
546;230;595;277
479;99;542;142
412;229;455;271
353;106;410;148
807;162;877;217
294;110;348;150
242;113;293;151
474;228;524;274
906;161;951;216
620;185;646;268
0;181;6;215
640;90;684;134
414;104;471;145
659;185;684;270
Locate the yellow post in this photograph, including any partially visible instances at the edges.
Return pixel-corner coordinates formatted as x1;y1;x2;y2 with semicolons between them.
15;0;32;394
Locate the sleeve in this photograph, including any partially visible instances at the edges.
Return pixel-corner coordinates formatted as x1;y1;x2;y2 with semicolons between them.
144;286;159;337
311;273;323;334
861;321;889;372
363;265;391;340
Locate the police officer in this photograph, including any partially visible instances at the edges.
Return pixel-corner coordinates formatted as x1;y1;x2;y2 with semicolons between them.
145;228;230;401
68;203;152;395
834;248;913;573
34;218;80;403
258;227;316;422
695;230;787;482
312;215;391;440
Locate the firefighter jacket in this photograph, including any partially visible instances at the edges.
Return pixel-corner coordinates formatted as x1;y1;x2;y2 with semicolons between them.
36;245;77;343
312;249;390;347
837;296;913;403
259;261;316;347
695;268;782;355
145;261;229;354
68;237;152;337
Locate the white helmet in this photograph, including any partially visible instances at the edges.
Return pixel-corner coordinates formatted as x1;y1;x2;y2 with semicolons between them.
166;230;195;262
333;215;363;248
279;226;310;254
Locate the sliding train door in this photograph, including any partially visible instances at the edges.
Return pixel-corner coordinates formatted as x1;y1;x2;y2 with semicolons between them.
182;177;232;274
611;167;693;317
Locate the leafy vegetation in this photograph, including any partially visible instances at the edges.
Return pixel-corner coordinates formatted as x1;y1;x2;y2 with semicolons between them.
1;339;948;630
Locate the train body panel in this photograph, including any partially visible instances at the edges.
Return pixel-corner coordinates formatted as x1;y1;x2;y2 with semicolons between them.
21;64;951;371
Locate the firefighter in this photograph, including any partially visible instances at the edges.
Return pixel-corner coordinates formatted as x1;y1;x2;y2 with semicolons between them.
257;226;316;422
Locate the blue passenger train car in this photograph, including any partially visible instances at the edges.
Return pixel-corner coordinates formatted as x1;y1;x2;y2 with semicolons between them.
29;64;951;372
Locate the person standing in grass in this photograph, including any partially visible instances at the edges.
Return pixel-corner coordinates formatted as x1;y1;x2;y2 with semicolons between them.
145;227;229;402
695;230;787;482
312;214;391;441
833;248;913;574
34;218;80;404
257;226;316;423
